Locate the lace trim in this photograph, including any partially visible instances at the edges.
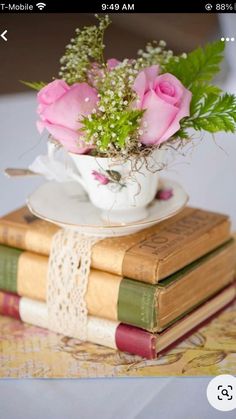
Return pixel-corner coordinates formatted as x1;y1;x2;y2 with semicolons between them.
47;229;101;340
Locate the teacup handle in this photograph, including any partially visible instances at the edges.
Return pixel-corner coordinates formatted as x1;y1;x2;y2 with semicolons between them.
47;142;88;192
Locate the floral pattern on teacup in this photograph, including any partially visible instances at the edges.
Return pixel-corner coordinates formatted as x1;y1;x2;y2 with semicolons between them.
92;169;126;191
156;188;173;200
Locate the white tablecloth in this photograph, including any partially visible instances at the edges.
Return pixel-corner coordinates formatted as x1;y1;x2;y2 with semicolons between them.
1;378;235;418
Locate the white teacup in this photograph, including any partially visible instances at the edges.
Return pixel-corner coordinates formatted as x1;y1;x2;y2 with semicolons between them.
68;149;165;223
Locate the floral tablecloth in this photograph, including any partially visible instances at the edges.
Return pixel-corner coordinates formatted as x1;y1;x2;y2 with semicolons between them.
1;301;236;378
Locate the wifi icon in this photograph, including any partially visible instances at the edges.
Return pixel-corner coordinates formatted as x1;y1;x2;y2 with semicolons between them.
36;2;46;10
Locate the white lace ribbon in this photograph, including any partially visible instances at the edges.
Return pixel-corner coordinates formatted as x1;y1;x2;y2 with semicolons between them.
47;228;101;340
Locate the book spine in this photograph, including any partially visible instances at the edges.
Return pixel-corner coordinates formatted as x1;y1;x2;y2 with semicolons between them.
0;244;48;300
0;245;22;293
0;244;157;331
0;206;58;255
0;221;28;251
0;291;21;319
0;291;157;359
122;209;231;283
116;324;156;359
118;278;157;330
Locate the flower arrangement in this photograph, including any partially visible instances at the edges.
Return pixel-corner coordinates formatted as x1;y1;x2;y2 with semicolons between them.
26;15;236;161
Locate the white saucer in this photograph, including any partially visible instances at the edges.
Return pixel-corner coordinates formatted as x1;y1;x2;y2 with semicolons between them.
27;179;188;237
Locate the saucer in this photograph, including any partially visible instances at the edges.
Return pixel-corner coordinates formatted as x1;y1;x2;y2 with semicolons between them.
27;178;188;237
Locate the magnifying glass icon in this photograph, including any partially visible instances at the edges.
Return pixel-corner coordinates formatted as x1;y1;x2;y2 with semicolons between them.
221;389;229;398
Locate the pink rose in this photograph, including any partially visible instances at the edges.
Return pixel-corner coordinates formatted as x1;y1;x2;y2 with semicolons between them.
92;170;110;185
37;80;99;154
133;65;192;145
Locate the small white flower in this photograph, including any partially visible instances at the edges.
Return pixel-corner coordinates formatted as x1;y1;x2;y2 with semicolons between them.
84;97;90;102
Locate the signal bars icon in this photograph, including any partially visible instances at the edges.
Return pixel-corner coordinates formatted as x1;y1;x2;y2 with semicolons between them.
36;2;46;10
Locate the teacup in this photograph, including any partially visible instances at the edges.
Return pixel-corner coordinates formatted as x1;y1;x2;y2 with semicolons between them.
68;149;165;223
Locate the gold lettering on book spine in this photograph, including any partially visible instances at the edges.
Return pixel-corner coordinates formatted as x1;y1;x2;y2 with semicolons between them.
122;209;229;283
91;208;195;275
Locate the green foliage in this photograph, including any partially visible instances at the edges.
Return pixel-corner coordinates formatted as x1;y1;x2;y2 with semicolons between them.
82;109;143;152
168;40;236;137
176;85;236;136
191;93;236;133
165;40;225;87
20;80;47;91
189;83;222;116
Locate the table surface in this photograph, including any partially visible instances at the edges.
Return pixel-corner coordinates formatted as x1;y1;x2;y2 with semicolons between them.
1;300;236;379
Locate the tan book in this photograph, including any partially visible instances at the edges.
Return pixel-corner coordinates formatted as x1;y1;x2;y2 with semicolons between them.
0;206;231;284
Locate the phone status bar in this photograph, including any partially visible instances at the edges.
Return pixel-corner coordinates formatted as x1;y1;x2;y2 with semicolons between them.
0;1;236;13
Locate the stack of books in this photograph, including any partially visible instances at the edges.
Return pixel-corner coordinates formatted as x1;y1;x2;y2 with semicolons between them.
0;206;235;359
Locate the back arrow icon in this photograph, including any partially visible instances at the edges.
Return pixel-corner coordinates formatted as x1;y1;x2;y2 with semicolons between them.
1;30;7;41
